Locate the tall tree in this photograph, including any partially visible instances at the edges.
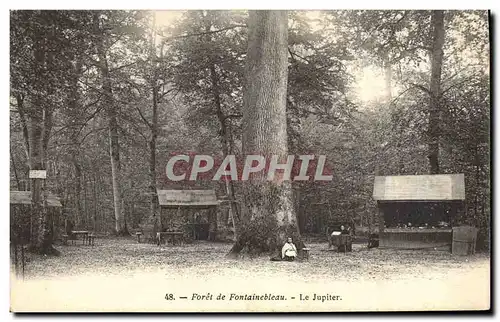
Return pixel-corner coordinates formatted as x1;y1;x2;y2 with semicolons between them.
165;10;247;236
92;12;126;235
10;10;79;254
88;11;148;235
427;10;446;174
147;13;161;238
229;10;300;256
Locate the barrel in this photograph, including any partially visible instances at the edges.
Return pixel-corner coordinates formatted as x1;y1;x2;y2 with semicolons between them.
452;225;478;255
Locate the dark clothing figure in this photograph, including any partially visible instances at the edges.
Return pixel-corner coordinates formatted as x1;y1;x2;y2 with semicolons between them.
340;225;350;235
66;219;75;238
368;233;379;248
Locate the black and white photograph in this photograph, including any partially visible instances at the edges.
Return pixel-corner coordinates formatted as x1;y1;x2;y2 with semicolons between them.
8;7;491;312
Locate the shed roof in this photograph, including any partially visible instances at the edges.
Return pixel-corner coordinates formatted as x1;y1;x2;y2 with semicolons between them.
157;190;218;208
373;174;465;202
10;191;63;207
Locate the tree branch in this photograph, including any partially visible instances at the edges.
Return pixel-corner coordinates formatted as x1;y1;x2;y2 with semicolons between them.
50;99;104;139
441;75;479;96
161;24;247;43
288;48;312;64
409;83;431;95
135;105;152;129
109;61;140;73
158;87;178;101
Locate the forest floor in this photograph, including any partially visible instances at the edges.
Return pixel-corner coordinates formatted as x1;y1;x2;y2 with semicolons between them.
10;237;490;312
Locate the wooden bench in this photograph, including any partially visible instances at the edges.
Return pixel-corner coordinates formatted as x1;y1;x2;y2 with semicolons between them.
61;234;69;245
71;231;90;245
87;234;96;246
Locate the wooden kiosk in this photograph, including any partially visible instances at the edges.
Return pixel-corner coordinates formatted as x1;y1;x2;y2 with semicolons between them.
372;174;466;250
157;190;219;243
10;191;63;244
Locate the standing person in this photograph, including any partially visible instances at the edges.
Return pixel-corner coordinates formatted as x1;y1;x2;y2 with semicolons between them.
281;237;298;261
66;218;74;237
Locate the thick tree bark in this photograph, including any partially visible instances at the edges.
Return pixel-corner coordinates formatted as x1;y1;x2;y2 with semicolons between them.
69;59;83;229
73;157;82;227
229;11;302;257
149;104;159;236
208;208;217;241
384;56;404;174
94;12;128;235
428;10;445;174
93;170;98;232
149;16;160;238
10;146;21;190
14;94;30;161
27;24;58;255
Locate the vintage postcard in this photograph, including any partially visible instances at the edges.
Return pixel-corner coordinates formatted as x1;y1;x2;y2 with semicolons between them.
9;9;491;312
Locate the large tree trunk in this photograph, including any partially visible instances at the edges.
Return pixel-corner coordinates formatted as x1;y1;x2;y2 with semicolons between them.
27;24;58;255
28;104;51;253
72;157;82;227
384;56;404;174
229;11;301;257
149;102;159;236
94;13;128;236
69;59;83;229
428;10;445;174
149;16;160;238
108;106;127;235
14;94;30;162
93;169;98;232
10;146;21;190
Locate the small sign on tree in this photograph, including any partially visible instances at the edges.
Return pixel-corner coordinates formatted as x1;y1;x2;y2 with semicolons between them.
29;170;47;179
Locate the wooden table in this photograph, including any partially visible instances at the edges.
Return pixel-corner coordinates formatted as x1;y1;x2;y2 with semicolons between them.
157;232;184;246
71;231;90;245
329;234;352;253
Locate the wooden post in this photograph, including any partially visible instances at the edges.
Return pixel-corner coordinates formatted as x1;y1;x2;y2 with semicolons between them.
21;245;25;279
14;243;18;278
175;206;180;230
208;207;217;241
378;202;385;240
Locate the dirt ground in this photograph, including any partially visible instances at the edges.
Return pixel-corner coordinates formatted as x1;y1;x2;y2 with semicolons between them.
10;237;491;312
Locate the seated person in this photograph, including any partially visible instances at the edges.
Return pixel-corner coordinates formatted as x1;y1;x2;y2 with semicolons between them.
281;237;298;261
368;233;379;248
340;225;350;235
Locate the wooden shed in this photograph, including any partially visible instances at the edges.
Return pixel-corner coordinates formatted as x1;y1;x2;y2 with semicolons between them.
157;190;219;241
10;191;63;244
373;174;466;249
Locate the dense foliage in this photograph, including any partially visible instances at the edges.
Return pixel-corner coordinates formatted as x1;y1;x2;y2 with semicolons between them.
10;10;490;250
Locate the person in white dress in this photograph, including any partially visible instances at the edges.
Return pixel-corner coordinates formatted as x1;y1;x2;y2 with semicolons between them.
281;237;298;261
